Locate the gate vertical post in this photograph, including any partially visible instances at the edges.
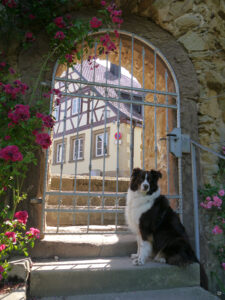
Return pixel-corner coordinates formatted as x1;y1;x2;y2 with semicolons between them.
191;142;200;260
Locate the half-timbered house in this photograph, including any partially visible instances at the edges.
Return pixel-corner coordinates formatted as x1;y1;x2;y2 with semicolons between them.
50;61;144;177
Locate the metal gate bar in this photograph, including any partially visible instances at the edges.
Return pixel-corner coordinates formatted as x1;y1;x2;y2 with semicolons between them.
86;43;98;233
101;53;109;225
165;71;170;195
115;39;122;230
154;50;158;169
129;34;134;176
56;66;69;232
59;91;177;109
142;46;145;170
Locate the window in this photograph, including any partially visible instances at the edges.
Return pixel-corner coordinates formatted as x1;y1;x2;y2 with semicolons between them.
73;138;84;160
96;132;108;157
56;142;66;163
120;92;143;115
53;106;59;121
72;98;81;115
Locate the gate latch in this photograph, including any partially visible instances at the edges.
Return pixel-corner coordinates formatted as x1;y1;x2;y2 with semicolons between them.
167;128;190;158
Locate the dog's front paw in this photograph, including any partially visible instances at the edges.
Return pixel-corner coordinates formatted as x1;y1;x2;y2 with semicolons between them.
131;253;138;260
132;256;145;266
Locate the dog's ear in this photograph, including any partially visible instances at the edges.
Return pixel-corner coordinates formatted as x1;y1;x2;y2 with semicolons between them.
131;168;141;178
150;169;162;180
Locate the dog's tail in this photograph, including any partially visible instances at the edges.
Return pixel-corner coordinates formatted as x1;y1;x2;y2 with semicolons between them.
167;252;208;290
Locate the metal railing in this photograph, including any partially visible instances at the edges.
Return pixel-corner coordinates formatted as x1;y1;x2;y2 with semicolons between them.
191;140;225;260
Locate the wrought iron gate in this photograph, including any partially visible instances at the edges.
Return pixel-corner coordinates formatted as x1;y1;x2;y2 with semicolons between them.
41;31;182;235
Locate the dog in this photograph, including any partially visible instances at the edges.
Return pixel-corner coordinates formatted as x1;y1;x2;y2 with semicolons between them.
125;168;198;267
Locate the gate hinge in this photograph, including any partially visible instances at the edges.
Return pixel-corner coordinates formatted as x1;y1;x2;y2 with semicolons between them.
167;128;190;158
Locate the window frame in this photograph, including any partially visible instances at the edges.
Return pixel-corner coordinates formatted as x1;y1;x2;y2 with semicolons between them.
93;128;110;159
72;97;81;115
53;105;59;121
69;134;85;162
53;138;67;165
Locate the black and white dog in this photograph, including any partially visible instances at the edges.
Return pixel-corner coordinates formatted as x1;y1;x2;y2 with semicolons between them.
125;168;198;267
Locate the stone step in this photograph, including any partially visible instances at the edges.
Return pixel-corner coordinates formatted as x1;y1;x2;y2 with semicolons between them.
46;192;126;206
31;233;136;259
32;287;219;300
50;176;130;192
46;205;126;226
29;257;200;298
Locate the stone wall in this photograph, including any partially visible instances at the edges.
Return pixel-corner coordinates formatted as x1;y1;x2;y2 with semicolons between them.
1;0;224;294
119;0;225;184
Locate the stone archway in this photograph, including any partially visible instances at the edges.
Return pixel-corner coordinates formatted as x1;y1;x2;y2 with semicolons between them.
15;13;199;241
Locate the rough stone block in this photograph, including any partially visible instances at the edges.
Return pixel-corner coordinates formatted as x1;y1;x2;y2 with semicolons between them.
8;257;32;282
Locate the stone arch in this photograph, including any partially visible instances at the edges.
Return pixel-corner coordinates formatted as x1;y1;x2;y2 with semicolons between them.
18;14;199;240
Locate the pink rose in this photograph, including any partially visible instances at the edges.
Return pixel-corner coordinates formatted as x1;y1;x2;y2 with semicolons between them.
90;17;102;29
0;145;23;162
14;211;28;225
26;227;40;239
0;265;4;273
222;262;225;270
42;115;55;128
0;244;6;252
54;17;65;28
5;231;16;243
213;196;222;208
35;133;52;149
54;31;65;40
65;54;73;63
2;0;17;8
212;225;223;235
218;190;225;197
8;104;30;123
25;32;35;42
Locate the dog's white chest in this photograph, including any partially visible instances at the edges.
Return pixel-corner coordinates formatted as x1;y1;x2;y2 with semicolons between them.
125;189;158;234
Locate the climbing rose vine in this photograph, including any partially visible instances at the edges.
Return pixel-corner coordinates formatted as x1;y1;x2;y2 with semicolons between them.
0;206;40;281
0;0;123;284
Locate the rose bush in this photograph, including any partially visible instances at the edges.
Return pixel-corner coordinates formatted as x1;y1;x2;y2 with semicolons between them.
200;148;225;293
0;0;123;284
0;206;40;281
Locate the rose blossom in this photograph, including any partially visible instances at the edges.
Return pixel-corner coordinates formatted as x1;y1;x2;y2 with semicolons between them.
222;263;225;270
54;31;65;40
0;145;23;162
90;17;102;29
0;244;6;252
8;104;30;123
42;115;55;128
54;17;65;28
2;0;17;8
218;190;225;197
25;32;35;42
212;196;222;208
26;227;40;239
35;133;52;149
212;225;223;235
14;211;28;225
5;231;16;243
